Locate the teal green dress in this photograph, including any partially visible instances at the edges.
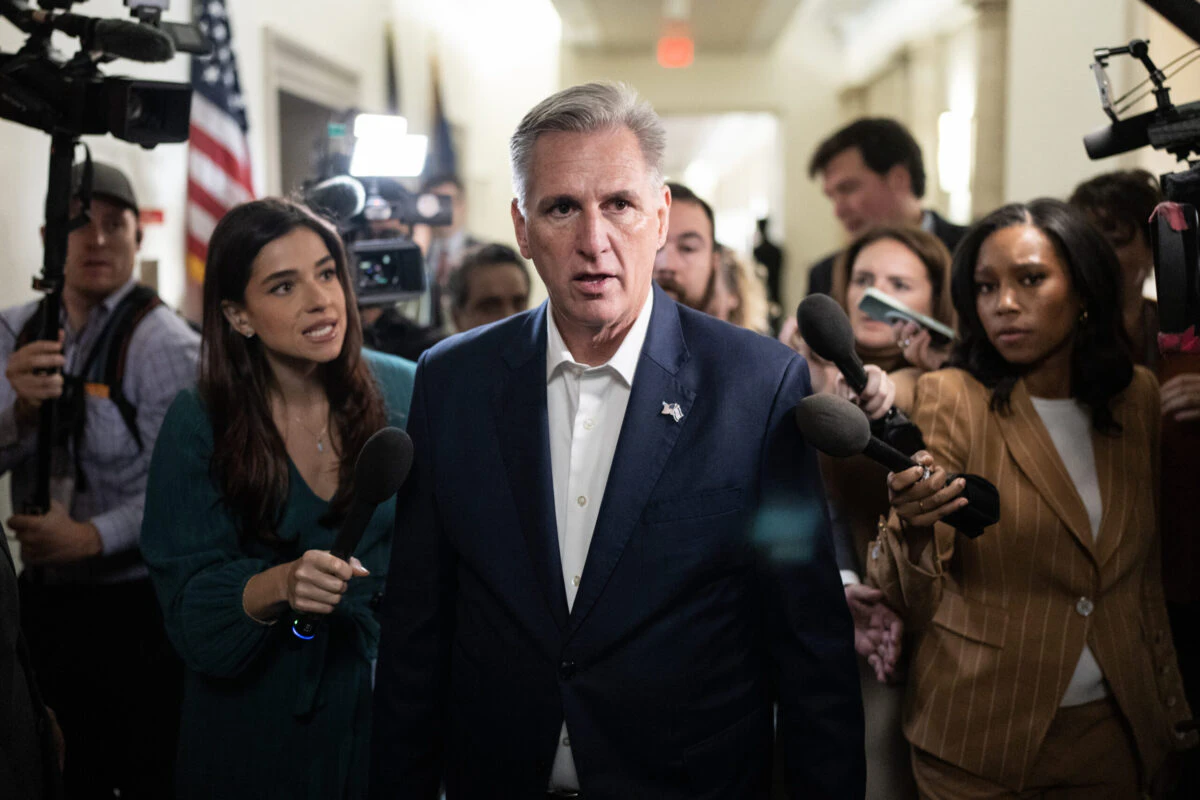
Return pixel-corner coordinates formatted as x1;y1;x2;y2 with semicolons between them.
140;350;416;800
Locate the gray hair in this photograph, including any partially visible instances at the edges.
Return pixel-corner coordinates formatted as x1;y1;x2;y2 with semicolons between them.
509;82;666;213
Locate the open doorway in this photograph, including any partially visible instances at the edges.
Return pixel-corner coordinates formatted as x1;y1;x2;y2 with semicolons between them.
277;91;346;196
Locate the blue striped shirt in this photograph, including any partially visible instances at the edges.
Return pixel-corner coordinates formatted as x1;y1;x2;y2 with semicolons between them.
0;280;200;584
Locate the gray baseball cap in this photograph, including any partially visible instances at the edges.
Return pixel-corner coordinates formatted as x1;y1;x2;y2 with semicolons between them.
71;162;139;216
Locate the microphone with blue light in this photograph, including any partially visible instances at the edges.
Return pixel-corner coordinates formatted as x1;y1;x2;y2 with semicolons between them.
291;426;414;641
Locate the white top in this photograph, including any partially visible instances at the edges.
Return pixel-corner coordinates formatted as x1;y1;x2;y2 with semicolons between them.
545;289;654;791
1030;396;1108;707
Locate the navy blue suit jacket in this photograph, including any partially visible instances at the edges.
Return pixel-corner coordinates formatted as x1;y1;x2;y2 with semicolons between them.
370;285;864;799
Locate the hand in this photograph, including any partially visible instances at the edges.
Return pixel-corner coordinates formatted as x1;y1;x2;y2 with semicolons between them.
1161;373;1200;423
887;451;968;528
284;550;369;616
832;364;896;420
893;321;950;372
844;584;903;683
45;706;65;772
7;500;102;565
411;223;433;258
778;316;802;353
5;330;65;422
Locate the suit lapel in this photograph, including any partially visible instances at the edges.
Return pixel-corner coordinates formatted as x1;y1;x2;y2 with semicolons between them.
566;286;696;639
494;305;569;630
995;380;1097;561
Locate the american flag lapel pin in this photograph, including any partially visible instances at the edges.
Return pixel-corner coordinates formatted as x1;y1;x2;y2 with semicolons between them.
661;401;684;423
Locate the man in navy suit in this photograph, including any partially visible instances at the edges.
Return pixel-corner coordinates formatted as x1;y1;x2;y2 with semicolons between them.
370;82;864;800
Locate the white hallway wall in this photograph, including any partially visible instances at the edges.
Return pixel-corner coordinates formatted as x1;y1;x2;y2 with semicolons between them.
0;0;398;311
0;0;562;311
561;4;845;310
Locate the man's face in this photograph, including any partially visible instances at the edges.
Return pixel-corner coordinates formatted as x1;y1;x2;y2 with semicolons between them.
63;195;140;302
511;127;669;339
429;181;466;237
452;262;530;332
654;198;716;309
1083;212;1154;300
820;147;908;237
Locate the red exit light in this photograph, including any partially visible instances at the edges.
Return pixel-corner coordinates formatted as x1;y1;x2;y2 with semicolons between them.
657;35;694;69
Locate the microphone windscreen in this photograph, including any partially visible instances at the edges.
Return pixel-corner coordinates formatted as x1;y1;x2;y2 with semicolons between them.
793;394;871;458
89;18;177;62
306;176;367;222
354;427;414;505
797;293;858;366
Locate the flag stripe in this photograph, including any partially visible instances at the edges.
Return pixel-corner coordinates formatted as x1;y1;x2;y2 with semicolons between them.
190;92;251;165
187;203;220;245
188;146;252;209
185;0;253;316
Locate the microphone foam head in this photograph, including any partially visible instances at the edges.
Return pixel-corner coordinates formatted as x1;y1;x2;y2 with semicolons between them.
354;427;414;505
306;176;367;222
95;19;177;62
796;293;857;365
793;394;871;458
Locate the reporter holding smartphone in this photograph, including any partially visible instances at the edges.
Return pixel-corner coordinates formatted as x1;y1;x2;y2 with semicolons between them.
139;199;415;799
873;200;1195;798
794;225;956;800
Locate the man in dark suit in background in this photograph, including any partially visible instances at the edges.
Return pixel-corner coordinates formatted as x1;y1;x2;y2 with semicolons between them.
370;81;864;799
805;118;966;296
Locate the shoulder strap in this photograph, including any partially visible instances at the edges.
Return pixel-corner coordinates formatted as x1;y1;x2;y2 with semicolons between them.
98;285;162;450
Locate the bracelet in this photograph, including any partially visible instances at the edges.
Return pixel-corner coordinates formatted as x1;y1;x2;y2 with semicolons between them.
242;577;278;627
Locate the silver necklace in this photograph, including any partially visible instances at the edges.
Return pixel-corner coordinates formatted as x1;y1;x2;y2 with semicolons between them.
289;407;330;453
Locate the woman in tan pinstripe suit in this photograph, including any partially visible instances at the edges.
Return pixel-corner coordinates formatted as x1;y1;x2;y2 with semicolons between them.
870;199;1196;798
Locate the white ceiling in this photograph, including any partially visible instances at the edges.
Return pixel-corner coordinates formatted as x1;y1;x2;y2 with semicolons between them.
549;0;806;53
551;0;973;84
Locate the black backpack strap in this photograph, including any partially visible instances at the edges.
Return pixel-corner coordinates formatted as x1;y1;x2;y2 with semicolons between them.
98;285;162;451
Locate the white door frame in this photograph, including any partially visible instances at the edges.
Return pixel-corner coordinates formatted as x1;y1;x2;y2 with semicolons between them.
261;29;361;196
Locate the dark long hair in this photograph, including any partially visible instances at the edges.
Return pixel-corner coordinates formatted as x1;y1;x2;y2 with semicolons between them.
948;199;1133;432
199;198;388;544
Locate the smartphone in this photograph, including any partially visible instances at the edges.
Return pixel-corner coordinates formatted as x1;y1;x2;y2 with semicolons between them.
858;287;957;347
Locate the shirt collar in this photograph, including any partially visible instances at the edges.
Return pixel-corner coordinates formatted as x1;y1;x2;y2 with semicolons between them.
61;278;139;333
920;210;935;233
101;278;139;313
545;288;655;387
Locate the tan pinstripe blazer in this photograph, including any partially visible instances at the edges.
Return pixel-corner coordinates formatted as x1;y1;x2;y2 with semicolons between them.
867;366;1197;791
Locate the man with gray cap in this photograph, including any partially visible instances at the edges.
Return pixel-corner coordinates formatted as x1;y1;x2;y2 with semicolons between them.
0;161;199;798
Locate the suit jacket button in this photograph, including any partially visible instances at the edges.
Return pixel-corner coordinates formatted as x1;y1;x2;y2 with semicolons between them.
559;661;577;680
1075;597;1094;617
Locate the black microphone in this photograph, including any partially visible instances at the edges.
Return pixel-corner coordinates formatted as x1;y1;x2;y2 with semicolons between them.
794;393;916;474
304;176;367;224
796;293;925;454
794;394;999;537
797;293;869;391
44;12;177;62
291;427;414;641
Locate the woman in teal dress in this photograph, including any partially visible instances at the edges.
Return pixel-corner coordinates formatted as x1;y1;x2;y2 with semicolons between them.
140;198;416;799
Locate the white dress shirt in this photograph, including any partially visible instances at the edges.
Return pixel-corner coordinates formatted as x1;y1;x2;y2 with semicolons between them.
545;290;654;791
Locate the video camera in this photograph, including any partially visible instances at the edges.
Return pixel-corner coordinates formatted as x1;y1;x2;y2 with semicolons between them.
301;114;454;306
1084;0;1200;334
0;0;208;145
0;0;206;513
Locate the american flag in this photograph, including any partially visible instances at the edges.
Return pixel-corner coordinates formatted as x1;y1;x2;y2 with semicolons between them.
185;0;254;321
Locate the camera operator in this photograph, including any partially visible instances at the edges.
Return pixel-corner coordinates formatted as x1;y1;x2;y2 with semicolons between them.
0;162;199;799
